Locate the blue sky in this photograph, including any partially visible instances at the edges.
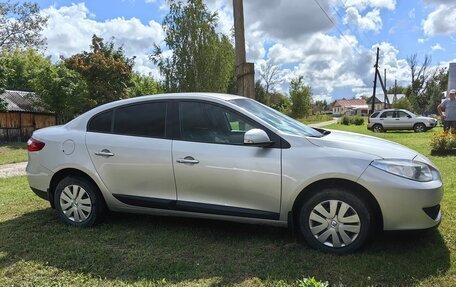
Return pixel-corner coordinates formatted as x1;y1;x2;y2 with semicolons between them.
34;0;456;102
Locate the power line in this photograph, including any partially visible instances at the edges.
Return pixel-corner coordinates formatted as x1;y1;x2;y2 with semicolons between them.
312;0;362;55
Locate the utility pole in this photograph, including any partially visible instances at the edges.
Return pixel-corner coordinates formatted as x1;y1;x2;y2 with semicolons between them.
233;0;255;99
384;69;387;109
393;79;397;103
371;47;379;114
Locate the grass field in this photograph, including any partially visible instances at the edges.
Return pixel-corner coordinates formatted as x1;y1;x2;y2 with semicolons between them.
0;142;28;165
0;124;455;286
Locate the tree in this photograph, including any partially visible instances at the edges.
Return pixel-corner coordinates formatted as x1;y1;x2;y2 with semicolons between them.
65;35;134;107
290;76;312;118
259;61;281;99
1;48;51;91
32;63;89;123
387;85;407;95
0;1;48;50
315;99;328;110
424;67;448;114
391;97;412;111
151;0;235;93
129;73;163;97
254;80;267;104
406;53;438;113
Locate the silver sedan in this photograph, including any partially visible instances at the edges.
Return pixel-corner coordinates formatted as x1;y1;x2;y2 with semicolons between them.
27;93;442;254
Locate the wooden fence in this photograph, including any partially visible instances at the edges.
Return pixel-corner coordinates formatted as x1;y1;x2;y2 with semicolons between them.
0;112;56;143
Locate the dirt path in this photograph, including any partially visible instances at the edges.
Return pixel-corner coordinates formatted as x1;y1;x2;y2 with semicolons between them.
0;162;27;178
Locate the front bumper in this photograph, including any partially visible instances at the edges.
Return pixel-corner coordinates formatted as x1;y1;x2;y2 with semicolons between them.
357;166;443;230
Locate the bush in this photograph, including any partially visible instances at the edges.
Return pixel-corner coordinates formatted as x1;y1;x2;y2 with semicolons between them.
339;115;365;126
339;115;351;125
353;116;364;125
296;277;329;287
430;130;456;154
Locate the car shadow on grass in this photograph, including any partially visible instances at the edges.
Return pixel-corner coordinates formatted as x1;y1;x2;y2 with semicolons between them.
0;209;451;286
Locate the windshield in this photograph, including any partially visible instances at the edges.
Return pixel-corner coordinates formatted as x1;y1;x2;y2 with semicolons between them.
229;98;323;137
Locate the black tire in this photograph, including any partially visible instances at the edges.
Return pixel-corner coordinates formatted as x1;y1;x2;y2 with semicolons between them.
297;188;373;254
372;124;384;133
414;123;426;133
54;176;106;227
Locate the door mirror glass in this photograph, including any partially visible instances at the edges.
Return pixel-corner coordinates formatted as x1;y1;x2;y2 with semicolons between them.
244;129;272;146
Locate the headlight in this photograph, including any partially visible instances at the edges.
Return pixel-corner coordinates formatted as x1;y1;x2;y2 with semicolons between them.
370;159;435;182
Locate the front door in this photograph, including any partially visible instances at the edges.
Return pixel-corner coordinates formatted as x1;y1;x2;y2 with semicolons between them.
172;101;282;219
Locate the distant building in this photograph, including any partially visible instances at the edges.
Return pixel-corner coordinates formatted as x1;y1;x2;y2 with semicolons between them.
0;90;56;143
367;94;406;112
332;99;368;116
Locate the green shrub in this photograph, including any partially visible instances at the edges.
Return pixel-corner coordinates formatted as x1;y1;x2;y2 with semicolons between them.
353;116;364;125
339;115;351;125
296;277;329;287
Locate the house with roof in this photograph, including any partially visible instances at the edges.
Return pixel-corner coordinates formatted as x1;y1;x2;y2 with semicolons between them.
366;94;406;112
332;99;368;116
0;90;56;142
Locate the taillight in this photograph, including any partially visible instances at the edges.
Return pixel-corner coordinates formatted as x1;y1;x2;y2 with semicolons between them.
27;138;45;152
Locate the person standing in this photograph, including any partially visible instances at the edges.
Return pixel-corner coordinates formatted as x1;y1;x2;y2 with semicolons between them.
438;89;456;132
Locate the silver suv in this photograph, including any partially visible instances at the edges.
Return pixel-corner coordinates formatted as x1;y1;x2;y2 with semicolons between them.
367;109;436;132
27;93;442;254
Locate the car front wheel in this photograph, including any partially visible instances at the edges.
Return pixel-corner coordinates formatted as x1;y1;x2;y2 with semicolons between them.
54;176;106;227
298;188;372;254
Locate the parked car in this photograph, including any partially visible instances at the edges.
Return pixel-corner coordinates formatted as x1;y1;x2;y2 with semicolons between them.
27;93;443;254
367;109;437;132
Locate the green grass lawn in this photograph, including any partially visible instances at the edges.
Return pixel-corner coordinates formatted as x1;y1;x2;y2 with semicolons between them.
0;125;455;286
0;142;28;165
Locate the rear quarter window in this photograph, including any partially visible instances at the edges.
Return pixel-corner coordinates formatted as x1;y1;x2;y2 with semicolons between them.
87;110;113;133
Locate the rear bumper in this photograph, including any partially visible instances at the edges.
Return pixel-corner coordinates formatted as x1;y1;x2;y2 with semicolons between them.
31;187;49;200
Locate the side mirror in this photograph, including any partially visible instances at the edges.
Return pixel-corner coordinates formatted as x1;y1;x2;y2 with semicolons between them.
244;129;273;147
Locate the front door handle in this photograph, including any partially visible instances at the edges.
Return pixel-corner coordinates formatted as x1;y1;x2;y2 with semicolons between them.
176;156;199;165
95;149;115;157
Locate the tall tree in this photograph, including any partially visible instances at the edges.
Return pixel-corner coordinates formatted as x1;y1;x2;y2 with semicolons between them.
1;48;51;91
129;72;163;97
65;35;134;107
259;61;281;98
151;0;235;93
406;53;438;113
0;1;48;50
32;63;89;123
290;76;312;118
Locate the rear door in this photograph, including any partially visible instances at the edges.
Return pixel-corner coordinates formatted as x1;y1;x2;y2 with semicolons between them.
379;111;395;129
85;101;176;202
171;101;282;219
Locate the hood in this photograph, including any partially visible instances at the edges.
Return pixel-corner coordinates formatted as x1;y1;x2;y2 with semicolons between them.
416;116;435;122
307;130;418;160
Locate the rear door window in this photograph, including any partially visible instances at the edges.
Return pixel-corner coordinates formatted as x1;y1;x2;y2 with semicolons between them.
113;102;167;138
88;110;113;133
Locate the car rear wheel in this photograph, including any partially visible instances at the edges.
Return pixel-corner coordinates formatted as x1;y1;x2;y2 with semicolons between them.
372;124;384;133
414;123;426;133
297;188;372;254
54;176;106;227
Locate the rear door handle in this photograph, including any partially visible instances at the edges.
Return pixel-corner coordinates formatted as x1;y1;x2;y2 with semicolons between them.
176;156;199;165
95;149;114;157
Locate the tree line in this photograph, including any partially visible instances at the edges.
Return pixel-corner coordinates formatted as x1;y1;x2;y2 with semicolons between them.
0;0;315;122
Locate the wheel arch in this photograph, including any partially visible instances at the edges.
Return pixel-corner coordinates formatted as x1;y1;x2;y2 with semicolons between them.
291;178;383;232
49;168;107;209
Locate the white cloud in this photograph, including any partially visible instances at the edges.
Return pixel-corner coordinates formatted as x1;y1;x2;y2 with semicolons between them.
344;7;382;32
408;8;415;19
417;38;428;43
41;3;164;75
343;0;396;11
423;3;456;35
431;43;445;51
